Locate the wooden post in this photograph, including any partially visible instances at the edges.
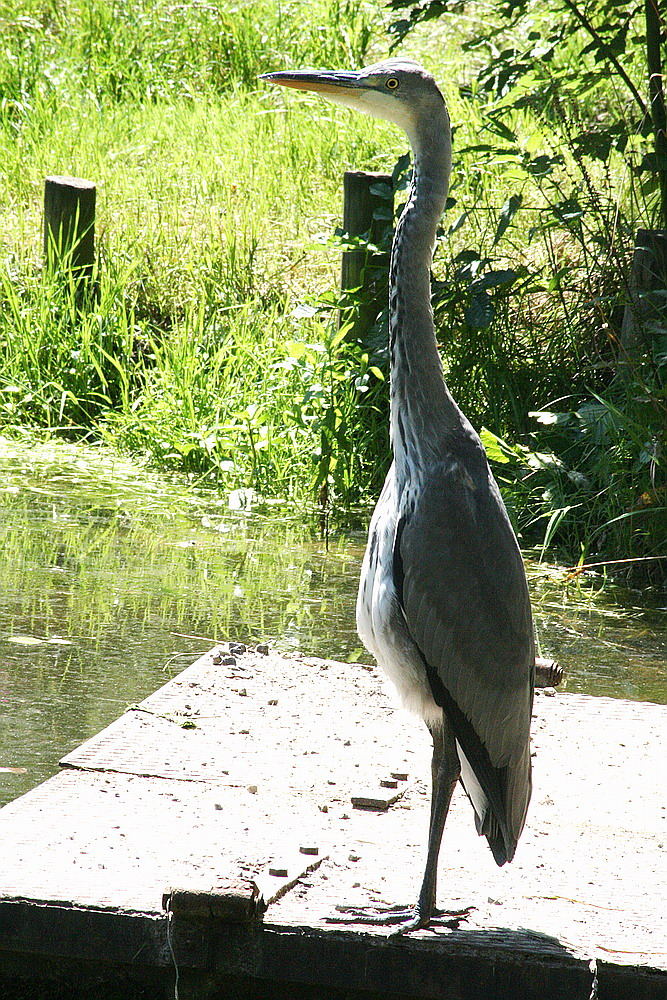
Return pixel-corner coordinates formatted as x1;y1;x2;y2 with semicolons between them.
644;0;667;230
340;170;393;343
44;175;96;279
620;228;667;369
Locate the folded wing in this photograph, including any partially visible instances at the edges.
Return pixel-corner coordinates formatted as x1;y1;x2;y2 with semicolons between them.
394;445;534;863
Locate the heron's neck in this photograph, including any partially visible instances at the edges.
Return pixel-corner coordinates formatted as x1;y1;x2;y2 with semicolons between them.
389;114;462;482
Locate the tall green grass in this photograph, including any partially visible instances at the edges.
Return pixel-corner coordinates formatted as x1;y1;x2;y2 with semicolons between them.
0;0;664;582
0;0;388;505
1;0;375;106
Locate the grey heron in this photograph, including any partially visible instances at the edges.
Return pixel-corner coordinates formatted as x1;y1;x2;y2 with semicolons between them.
263;59;534;934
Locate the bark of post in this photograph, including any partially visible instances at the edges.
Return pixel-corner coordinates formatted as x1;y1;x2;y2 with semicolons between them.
340;170;393;343
620;228;667;372
645;0;667;230
43;176;96;280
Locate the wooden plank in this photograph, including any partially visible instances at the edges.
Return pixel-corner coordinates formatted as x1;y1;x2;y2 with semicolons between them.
0;898;175;966
0;901;663;1000
351;785;409;810
206;922;596;999
0;646;665;998
163;879;262;921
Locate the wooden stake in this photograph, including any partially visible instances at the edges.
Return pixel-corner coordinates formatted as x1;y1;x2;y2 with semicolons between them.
44;175;96;279
645;0;667;230
620;228;667;368
340;170;393;342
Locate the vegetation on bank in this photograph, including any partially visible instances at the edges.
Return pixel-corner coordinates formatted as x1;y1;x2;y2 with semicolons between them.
0;0;664;584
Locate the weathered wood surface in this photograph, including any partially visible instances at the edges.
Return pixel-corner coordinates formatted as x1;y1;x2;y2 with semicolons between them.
620;227;667;366
0;646;665;998
43;175;96;278
340;169;392;341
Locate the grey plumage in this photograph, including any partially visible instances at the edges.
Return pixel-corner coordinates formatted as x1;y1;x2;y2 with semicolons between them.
264;58;534;931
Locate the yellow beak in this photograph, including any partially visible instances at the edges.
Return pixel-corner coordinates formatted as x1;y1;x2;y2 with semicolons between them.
260;70;363;98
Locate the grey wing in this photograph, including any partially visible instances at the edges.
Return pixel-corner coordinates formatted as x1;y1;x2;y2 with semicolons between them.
395;456;534;863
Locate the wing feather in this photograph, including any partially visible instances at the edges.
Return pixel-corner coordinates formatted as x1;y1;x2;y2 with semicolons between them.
395;446;534;861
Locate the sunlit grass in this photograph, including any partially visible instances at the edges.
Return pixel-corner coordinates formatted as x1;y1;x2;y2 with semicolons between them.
0;18;392;500
0;0;663;580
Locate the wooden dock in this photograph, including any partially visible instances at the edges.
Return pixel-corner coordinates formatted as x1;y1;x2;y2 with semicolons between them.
0;645;665;999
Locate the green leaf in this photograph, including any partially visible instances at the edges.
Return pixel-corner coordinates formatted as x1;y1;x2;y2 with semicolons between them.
328;326;349;351
448;211;469;235
484;114;518;144
471;268;519;292
466;290;494;328
285;341;309;360
523;153;562;177
291;303;317;320
554;198;585;223
539;505;577;560
480;428;511;463
369;182;393;200
530;410;573;426
493;194;522;245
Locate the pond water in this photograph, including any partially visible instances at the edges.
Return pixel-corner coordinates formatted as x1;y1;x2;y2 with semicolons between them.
0;437;665;807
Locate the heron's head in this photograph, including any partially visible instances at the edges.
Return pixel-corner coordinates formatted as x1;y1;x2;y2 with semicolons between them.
261;59;447;151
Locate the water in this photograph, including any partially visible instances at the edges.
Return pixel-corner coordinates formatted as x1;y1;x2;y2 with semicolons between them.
0;437;665;807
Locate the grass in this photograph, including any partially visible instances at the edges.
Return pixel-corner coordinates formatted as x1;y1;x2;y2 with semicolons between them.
0;0;664;583
1;0;390;503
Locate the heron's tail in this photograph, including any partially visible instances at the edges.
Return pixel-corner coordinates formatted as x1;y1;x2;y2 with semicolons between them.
460;740;532;866
475;744;532;865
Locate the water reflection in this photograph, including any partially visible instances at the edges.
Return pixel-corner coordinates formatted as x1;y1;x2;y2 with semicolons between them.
0;437;665;806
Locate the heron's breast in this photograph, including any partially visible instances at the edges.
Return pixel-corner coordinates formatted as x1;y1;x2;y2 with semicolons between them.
356;476;440;725
355;490;395;659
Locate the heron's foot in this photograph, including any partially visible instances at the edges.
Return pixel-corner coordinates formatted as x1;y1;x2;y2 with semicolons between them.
324;903;474;934
384;903;475;936
390;903;474;936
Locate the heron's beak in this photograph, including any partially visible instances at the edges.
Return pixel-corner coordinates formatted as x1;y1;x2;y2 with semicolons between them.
260;69;363;99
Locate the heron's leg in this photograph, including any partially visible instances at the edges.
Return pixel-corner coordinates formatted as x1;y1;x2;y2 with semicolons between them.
404;714;462;930
327;713;471;933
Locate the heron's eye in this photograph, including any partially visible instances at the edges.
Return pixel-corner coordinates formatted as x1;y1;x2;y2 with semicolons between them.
385;78;399;91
